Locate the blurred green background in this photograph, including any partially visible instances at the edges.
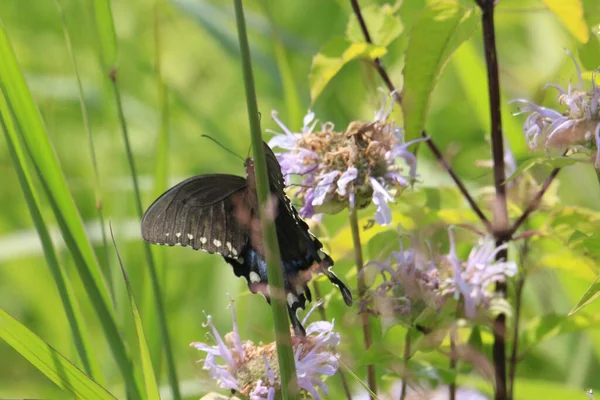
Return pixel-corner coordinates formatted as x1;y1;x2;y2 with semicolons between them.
1;0;599;398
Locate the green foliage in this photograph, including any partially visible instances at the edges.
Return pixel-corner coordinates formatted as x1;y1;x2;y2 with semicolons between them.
310;3;403;102
0;17;141;399
346;3;403;47
539;0;589;43
310;38;386;102
1;0;600;398
401;0;479;142
111;230;161;400
0;308;116;400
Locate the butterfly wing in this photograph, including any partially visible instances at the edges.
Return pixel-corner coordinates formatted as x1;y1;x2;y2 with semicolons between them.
263;143;353;335
141;174;249;258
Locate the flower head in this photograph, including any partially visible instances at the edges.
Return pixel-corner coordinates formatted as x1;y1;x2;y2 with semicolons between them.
268;93;422;225
510;51;600;168
365;228;518;325
363;235;445;329
191;301;340;399
440;228;518;318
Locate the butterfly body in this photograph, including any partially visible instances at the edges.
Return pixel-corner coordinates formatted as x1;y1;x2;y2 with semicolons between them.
141;143;352;336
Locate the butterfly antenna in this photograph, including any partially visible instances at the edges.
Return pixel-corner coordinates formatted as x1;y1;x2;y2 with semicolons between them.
201;135;245;162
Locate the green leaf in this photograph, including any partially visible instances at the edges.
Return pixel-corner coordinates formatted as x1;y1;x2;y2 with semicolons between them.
570;274;600;314
0;307;117;400
520;313;600;350
579;33;600;70
505;155;586;182
92;2;181;397
452;41;528;157
460;376;591;400
568;231;600;261
0;94;102;382
92;0;118;69
402;1;479;142
540;0;589;43
346;4;403;47
111;229;161;400
310;37;387;102
0;19;141;399
330;210;414;261
263;2;303;127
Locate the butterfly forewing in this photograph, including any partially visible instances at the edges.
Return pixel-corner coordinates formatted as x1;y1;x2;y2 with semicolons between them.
141;174;248;258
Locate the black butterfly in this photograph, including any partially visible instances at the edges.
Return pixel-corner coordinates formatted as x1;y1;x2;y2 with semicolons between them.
141;142;352;336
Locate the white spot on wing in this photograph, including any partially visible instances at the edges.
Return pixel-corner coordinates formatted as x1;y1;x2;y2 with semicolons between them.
232;248;238;256
175;232;181;238
250;272;261;283
287;293;296;307
200;237;207;244
165;233;170;237
213;239;222;247
187;234;193;240
238;257;244;265
226;242;232;251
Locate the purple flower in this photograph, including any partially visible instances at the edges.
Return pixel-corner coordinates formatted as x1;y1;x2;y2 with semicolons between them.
363;237;443;328
268;94;423;225
510;51;600;168
443;228;517;318
191;300;340;399
365;228;518;325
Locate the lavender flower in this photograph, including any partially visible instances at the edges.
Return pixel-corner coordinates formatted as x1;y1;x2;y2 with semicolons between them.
268;93;422;226
363;239;444;328
510;51;600;168
441;228;518;318
365;228;518;325
191;301;340;399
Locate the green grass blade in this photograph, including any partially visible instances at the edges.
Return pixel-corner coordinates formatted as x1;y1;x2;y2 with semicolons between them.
92;0;117;69
143;1;171;376
0;94;102;382
233;1;298;398
0;19;141;400
111;225;161;400
90;1;181;397
109;64;181;400
260;1;303;126
0;307;117;400
56;0;115;306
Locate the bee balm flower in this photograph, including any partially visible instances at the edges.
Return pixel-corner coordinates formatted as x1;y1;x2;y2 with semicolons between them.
191;301;340;400
268;94;422;226
510;52;600;168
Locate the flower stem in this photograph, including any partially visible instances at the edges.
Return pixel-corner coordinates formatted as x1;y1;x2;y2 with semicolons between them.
399;328;411;400
313;282;353;400
349;207;376;399
509;166;561;237
232;1;298;398
476;0;509;398
449;325;457;400
423;133;492;233
508;276;524;398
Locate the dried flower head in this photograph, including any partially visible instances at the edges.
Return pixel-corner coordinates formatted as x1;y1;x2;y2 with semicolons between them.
268;93;422;225
191;301;340;400
510;51;600;168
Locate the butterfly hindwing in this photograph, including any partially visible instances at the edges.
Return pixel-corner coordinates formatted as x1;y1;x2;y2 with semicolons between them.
141;174;249;258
